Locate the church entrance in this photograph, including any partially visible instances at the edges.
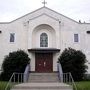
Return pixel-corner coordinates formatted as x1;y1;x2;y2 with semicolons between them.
35;53;53;72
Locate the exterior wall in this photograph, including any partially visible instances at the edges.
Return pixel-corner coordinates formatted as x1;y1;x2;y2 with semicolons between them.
27;14;59;49
0;7;90;72
0;24;9;69
80;24;90;73
30;53;35;71
53;53;60;71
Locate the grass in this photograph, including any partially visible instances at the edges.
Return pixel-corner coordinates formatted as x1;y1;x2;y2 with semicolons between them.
0;81;21;90
0;81;13;90
0;81;8;90
0;81;90;90
75;81;90;90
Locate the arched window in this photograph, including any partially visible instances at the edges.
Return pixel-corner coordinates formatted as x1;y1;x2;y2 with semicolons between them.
40;33;48;47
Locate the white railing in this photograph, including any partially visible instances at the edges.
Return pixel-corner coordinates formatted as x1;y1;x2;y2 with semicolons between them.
57;63;77;90
5;64;30;90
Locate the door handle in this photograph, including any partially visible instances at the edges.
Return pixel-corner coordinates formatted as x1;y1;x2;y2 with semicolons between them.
44;62;46;67
39;64;41;66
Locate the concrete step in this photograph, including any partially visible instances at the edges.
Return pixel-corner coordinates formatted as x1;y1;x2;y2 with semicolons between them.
28;73;59;82
29;73;58;76
11;83;72;90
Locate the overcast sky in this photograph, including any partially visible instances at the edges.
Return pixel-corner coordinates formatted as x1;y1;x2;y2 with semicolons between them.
0;0;90;22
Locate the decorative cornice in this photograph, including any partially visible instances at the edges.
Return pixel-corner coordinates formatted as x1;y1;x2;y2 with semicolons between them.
28;48;60;53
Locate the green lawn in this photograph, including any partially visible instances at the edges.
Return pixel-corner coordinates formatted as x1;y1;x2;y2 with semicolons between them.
75;81;90;90
0;81;90;90
0;81;8;90
0;81;13;90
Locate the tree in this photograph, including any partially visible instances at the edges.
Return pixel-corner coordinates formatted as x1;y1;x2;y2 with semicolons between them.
58;48;87;81
0;50;30;81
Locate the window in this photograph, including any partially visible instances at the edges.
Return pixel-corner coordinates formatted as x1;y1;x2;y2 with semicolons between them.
74;34;79;42
40;33;48;47
10;33;15;42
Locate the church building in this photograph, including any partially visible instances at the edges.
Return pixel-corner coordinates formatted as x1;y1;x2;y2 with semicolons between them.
0;6;90;73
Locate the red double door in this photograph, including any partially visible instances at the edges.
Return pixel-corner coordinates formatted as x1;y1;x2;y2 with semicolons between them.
35;53;53;72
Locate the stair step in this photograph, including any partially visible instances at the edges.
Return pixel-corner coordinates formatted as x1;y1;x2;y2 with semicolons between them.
28;73;59;82
11;73;73;90
11;83;72;90
29;73;58;75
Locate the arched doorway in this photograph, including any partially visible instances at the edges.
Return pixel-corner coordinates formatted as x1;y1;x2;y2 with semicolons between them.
29;24;60;72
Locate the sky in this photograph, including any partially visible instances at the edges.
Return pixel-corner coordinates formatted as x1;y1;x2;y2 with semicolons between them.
0;0;90;22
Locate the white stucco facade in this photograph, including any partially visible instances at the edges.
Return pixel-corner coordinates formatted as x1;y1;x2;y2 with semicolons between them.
0;7;90;73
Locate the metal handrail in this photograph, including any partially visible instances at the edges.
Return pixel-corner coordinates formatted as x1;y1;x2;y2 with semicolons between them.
57;63;77;90
24;64;30;82
5;64;30;90
69;73;77;90
57;62;63;82
5;73;27;90
5;73;15;90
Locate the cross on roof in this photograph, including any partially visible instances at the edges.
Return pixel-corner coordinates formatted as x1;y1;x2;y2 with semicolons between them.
42;0;47;7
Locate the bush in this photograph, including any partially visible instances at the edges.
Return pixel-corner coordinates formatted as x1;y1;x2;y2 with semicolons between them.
58;48;87;81
0;50;30;81
84;74;90;81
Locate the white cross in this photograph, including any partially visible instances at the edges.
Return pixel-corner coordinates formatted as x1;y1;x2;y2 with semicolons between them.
42;0;47;7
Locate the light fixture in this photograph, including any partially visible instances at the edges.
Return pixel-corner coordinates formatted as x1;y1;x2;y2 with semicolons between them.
87;31;90;34
0;31;2;33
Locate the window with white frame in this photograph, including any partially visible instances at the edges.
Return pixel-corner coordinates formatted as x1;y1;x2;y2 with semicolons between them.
10;33;15;42
74;34;79;42
40;33;48;47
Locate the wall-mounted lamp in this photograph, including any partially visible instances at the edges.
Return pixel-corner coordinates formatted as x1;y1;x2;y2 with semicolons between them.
87;31;90;34
0;31;2;33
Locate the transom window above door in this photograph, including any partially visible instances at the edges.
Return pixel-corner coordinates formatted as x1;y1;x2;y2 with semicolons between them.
40;33;48;47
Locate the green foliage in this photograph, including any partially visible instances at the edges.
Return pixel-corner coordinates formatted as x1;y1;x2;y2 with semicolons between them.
84;74;90;81
75;81;90;90
58;48;87;81
0;50;30;81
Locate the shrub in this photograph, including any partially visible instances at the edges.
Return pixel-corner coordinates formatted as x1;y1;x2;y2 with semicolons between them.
84;74;90;81
0;50;30;81
58;47;87;81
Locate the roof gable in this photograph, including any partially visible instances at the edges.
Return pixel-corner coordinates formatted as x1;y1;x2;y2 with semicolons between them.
15;6;79;24
0;6;88;24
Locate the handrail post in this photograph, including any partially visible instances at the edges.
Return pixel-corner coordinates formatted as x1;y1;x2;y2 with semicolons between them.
5;73;15;90
24;64;30;82
69;72;77;90
14;73;15;83
57;62;63;82
5;64;30;90
57;63;77;90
